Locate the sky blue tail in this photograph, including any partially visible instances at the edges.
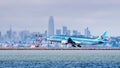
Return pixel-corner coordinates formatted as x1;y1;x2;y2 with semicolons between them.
97;31;107;40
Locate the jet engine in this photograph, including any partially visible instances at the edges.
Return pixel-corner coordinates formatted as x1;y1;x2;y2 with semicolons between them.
61;40;68;44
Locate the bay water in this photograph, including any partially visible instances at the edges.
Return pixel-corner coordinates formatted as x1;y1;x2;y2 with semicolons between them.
0;50;120;68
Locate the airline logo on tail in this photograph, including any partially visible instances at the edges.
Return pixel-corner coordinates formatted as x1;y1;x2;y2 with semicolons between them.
97;31;107;40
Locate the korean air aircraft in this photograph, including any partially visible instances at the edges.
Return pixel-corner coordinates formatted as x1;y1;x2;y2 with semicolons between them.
47;31;107;47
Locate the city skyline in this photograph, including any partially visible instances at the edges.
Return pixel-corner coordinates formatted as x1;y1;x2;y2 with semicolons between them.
0;16;119;37
0;0;120;36
0;24;90;36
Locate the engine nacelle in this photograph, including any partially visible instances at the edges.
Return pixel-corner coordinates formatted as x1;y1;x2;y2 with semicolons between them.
98;41;104;44
61;40;68;44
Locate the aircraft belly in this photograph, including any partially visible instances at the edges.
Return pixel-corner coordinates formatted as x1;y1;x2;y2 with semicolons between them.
80;42;98;45
74;41;98;45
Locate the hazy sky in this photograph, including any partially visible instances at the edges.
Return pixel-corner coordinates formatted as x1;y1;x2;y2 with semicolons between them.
0;0;120;36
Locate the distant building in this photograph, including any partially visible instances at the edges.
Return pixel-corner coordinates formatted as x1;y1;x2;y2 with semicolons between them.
43;30;47;37
6;26;13;40
66;30;71;36
63;26;67;36
56;29;61;35
62;26;71;36
84;27;91;37
0;32;2;38
77;32;81;36
19;30;30;41
72;30;78;36
48;16;54;36
72;30;81;36
30;32;38;39
0;31;1;40
12;31;17;40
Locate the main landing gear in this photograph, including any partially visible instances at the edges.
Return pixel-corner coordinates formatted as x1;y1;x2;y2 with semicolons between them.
67;37;81;47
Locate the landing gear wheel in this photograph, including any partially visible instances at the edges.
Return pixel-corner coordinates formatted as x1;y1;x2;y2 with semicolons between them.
77;44;81;47
72;45;76;47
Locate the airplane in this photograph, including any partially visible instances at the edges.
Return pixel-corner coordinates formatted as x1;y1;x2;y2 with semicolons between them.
47;31;107;47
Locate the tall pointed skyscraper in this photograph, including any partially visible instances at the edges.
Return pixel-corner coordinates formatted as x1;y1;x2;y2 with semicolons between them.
48;16;54;36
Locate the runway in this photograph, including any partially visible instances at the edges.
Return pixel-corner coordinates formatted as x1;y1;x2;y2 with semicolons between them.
0;47;120;50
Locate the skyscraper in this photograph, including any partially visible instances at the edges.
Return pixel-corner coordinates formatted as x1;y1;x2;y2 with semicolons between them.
48;16;54;36
84;27;91;37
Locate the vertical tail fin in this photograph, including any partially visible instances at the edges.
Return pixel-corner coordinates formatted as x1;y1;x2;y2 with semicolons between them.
97;31;107;40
